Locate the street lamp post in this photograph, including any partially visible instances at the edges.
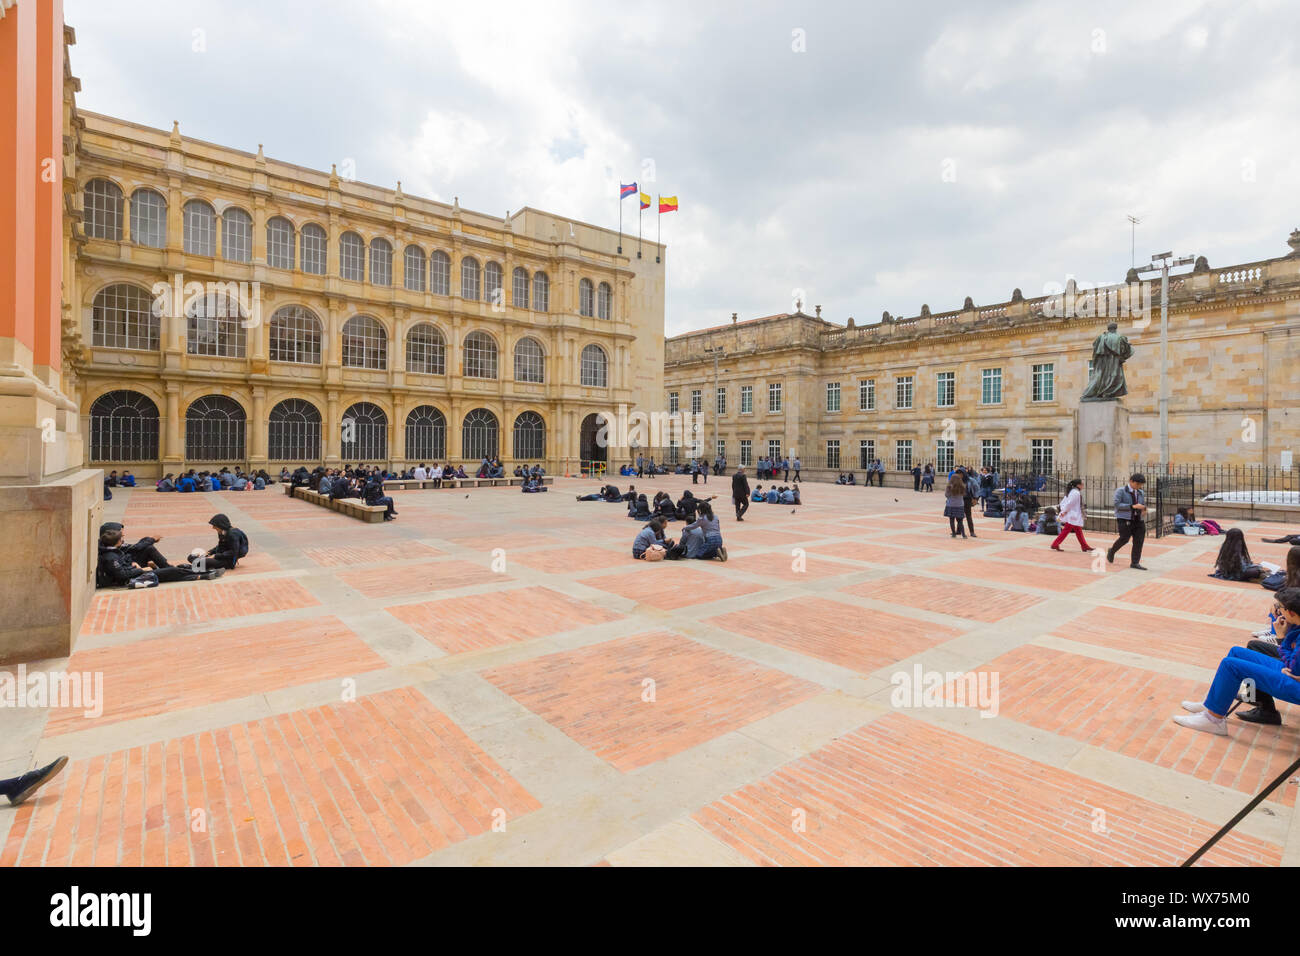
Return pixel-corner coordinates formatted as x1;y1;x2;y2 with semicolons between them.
1134;251;1194;467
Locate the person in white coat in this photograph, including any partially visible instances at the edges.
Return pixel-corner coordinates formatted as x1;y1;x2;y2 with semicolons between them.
1050;478;1095;552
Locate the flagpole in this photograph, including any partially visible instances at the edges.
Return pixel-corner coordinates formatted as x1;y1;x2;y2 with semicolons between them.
656;197;662;264
618;195;622;254
637;202;642;259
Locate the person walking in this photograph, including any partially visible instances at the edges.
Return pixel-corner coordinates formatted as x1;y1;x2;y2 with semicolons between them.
961;467;978;537
1107;473;1148;570
792;456;801;483
1051;478;1095;552
732;466;751;522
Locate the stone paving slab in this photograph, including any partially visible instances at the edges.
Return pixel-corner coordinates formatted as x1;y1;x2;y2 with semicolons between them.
1;478;1295;866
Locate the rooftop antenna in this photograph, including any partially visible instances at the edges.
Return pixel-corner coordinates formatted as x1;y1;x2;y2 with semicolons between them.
1126;215;1141;268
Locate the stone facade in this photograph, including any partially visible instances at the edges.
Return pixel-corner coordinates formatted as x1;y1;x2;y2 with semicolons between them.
665;245;1300;477
66;113;666;479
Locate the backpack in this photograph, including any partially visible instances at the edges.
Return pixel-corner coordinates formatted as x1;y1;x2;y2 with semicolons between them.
1261;570;1285;591
1202;519;1222;535
643;543;666;562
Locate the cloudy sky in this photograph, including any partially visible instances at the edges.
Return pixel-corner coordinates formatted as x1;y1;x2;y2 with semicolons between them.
65;0;1300;335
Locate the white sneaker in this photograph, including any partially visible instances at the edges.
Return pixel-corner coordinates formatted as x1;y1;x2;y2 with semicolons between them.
1173;712;1228;736
1180;700;1205;713
1258;632;1280;645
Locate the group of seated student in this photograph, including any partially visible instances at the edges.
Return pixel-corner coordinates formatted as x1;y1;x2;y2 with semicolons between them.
630;501;728;562
1174;546;1300;735
476;457;506;478
520;473;548;492
1173;507;1222;535
397;462;468;485
750;484;800;505
511;463;547;479
95;513;251;589
835;472;856;485
297;465;399;519
104;470;136;488
157;467;272;492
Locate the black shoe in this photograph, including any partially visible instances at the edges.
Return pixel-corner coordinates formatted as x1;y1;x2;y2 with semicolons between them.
1106;549;1115;564
1130;563;1148;570
1237;706;1282;726
6;756;69;805
202;568;225;580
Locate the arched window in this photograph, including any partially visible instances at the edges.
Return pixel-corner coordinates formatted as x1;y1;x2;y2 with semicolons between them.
581;344;608;387
462;408;498;461
183;200;215;255
533;271;549;312
512;267;529;309
463;330;497;379
341;314;387;369
339;231;364;281
300;223;327;274
341;401;387;462
513;337;544;383
484;261;503;307
222;207;252;262
130;188;167;247
513;411;545;460
579;278;594;317
370;237;392;286
268;305;322;364
267;398;322;461
430;250;451;295
405;406;446;461
83;179;123;240
185;395;245;461
186;293;246;358
404;244;426;291
405;323;445;375
266;216;295;270
89;390;159;462
92;283;159;351
597;281;613;320
461;256;480;300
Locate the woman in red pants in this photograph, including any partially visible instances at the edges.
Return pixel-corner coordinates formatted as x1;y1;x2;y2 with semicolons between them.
1051;478;1095;552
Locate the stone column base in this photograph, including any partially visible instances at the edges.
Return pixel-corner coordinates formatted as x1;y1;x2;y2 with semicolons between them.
1076;400;1131;480
0;469;102;664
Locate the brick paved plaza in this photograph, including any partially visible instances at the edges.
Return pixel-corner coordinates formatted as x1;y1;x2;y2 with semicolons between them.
2;478;1297;866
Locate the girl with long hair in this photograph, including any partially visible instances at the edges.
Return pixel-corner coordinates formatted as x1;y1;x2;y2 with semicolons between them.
1051;478;1095;552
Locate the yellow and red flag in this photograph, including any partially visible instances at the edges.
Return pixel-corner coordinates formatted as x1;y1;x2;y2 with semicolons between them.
658;195;678;213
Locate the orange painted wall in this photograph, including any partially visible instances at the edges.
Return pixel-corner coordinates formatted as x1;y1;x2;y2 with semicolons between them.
0;1;38;357
34;0;64;371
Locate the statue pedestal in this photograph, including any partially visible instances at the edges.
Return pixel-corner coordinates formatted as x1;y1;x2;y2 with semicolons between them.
1076;401;1131;479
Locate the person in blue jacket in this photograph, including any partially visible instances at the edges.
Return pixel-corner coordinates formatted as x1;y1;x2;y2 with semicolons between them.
1174;587;1300;736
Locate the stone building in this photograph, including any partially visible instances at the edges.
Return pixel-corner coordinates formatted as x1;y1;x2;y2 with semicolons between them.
67;110;665;481
664;239;1300;479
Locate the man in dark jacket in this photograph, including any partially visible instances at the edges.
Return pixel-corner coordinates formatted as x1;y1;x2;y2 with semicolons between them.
205;514;250;570
732;467;751;521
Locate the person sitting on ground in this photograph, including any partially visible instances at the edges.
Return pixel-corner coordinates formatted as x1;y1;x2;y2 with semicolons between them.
1004;501;1031;533
231;473;249;491
1035;506;1060;535
1173;507;1205;534
627;493;651;519
177;472;197;493
97;525;224;588
678;501;727;562
1210;528;1266;582
119;470;136;487
576;483;616;502
765;485;779;503
253;472;266;490
521;475;548;493
205;514;249;570
633;517;673;560
156;473;176;492
654;491;677;521
675;490;699;522
780;485;800;505
621;484;638;502
1262;531;1300;545
105;470;119;487
1174;587;1300;736
752;484;766;502
364;474;399;520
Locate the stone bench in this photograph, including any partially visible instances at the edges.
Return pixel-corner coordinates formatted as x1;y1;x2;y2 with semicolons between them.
383;477;553;491
293;487;387;522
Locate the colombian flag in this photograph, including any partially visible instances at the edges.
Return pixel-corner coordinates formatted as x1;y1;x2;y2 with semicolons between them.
658;195;678;213
639;191;651;209
620;182;637;199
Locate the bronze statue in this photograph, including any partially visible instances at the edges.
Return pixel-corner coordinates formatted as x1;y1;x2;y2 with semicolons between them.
1081;321;1133;402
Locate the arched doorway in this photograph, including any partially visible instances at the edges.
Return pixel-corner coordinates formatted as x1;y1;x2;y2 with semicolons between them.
580;413;606;468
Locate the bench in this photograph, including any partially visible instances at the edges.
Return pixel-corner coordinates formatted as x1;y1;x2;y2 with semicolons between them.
292;486;388;523
382;477;553;491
